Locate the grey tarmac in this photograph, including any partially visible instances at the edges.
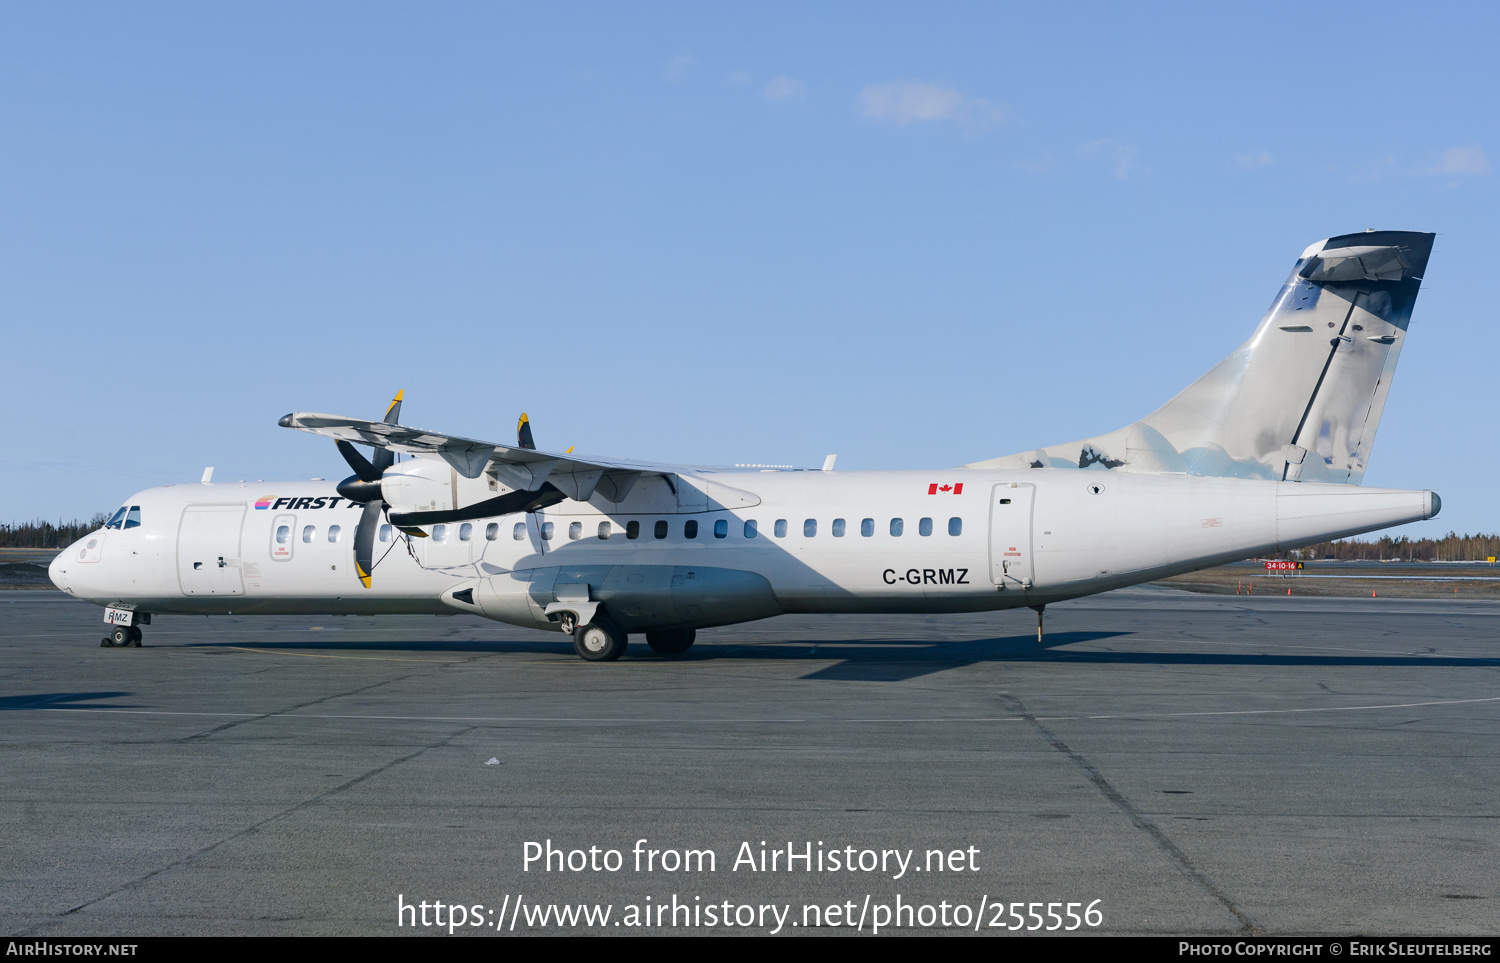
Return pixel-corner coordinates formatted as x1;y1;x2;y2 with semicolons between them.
1;586;1496;936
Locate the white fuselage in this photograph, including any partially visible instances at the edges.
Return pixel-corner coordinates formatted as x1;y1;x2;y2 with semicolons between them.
49;466;1437;633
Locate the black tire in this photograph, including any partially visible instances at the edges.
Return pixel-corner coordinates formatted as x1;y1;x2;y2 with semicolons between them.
573;616;627;662
128;626;143;647
109;625;131;647
100;637;114;648
646;628;696;655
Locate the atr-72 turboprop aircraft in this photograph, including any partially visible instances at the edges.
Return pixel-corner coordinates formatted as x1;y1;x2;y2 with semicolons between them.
52;230;1441;660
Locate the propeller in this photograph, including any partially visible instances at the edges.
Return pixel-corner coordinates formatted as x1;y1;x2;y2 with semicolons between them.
334;390;403;588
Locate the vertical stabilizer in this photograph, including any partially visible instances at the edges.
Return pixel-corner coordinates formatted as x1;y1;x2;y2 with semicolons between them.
969;230;1434;484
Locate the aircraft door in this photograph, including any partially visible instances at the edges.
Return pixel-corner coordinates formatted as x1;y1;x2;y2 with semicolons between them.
989;483;1035;588
178;505;246;596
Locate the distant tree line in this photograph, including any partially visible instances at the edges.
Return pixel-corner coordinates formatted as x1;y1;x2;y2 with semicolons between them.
1280;532;1500;562
0;515;110;549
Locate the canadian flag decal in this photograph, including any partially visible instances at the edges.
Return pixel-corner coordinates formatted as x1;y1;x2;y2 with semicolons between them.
927;483;964;495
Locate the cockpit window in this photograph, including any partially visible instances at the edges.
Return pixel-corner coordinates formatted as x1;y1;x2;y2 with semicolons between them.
105;507;127;530
123;506;142;529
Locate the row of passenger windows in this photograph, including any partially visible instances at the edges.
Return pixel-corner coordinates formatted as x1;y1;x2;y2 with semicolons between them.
515;516;962;541
290;517;966;546
275;524;345;544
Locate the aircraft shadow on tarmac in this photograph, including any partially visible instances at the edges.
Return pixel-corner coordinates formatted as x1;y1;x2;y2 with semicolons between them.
798;634;1500;681
0;691;140;711
178;631;1500;683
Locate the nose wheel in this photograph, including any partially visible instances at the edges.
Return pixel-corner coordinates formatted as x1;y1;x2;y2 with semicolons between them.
101;626;143;647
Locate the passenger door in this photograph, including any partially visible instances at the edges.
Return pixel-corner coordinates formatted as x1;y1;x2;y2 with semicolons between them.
989;484;1035;588
178;505;246;596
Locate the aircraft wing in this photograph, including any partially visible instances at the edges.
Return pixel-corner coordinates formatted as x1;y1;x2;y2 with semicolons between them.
279;412;677;503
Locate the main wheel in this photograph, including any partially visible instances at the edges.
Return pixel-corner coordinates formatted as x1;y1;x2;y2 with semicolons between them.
645;628;695;655
109;625;131;647
573;616;627;662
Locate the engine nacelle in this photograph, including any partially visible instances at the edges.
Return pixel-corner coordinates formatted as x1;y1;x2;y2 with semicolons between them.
381;456;761;527
441;564;781;632
381;457;502;519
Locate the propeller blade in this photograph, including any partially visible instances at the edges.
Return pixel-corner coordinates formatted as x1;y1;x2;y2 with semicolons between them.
352;500;382;589
518;412;536;450
374;390;403;472
336;440;383;483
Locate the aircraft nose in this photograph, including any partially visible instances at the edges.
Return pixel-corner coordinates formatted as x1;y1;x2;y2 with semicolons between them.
48;551;68;591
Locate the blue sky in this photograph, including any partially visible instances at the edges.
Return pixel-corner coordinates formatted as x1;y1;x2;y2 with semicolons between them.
3;2;1494;538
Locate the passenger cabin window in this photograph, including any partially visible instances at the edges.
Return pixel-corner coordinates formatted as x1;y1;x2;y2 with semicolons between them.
948;517;962;536
832;518;845;537
485;523;499;541
774;519;788;538
714;519;728;538
654;520;668;539
271;514;296;560
861;518;874;537
744;520;758;538
327;525;341;543
460;523;473;541
541;522;554;541
568;521;582;540
513;522;526;540
803;519;817;537
124;506;142;529
379;524;392;542
105;507;127;530
684;520;698;539
302;525;316;543
598;521;612;539
627;521;641;540
890;518;904;536
432;524;448;542
919;517;933;537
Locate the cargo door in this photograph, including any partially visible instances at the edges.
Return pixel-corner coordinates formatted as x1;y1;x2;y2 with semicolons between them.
178;505;246;596
989;483;1035;588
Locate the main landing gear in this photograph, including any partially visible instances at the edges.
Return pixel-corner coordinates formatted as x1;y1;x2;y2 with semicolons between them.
645;628;695;656
573;615;628;662
101;625;143;647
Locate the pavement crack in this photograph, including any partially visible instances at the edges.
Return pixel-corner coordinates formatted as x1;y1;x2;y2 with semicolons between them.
180;672;425;742
997;692;1258;935
33;725;476;930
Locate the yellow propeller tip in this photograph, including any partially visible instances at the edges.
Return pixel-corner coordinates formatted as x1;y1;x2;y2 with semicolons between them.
393;390;404;401
566;446;574;453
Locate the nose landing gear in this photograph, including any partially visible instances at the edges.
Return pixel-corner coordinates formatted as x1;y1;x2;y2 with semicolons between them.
101;625;143;647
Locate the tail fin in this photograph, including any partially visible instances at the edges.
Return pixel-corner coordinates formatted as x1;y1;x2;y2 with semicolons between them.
969;230;1434;484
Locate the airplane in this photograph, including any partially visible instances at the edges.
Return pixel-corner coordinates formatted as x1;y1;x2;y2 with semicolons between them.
50;229;1441;661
